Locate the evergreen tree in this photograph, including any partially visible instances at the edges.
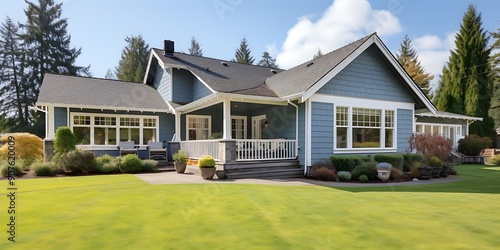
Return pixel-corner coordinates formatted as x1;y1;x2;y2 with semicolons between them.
396;35;433;96
313;48;323;59
104;69;115;79
115;35;149;82
231;37;254;64
188;36;203;56
0;17;28;127
436;4;494;137
20;0;89;135
489;27;500;129
257;51;278;68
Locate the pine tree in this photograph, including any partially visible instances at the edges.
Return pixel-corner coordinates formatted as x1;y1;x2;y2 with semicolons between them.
188;36;203;56
104;69;115;79
115;35;149;82
436;4;494;137
231;37;254;64
396;35;433;96
313;48;323;59
257;51;278;68
489;27;500;129
0;17;28;127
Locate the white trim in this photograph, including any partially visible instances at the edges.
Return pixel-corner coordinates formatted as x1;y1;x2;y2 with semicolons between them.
175;94;221;113
251;115;266;139
36;102;171;114
215;92;288;105
185;114;212;141
310;94;415;110
47;106;55;138
192;72;216;94
415;110;483;121
305;99;312;166
334;148;398;154
287;100;300;160
70;112;159;146
231;115;247;139
223;100;232;139
174;112;182;142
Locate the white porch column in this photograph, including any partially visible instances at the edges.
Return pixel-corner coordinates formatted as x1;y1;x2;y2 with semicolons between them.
223;100;232;139
47;105;55;139
175;112;182;141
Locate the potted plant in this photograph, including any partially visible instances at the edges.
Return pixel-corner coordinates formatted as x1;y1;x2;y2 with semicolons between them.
428;155;442;178
172;150;188;174
198;155;216;180
440;162;451;177
375;162;392;181
417;158;434;180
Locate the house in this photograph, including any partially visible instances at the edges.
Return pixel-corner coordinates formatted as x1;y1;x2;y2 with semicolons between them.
36;33;481;178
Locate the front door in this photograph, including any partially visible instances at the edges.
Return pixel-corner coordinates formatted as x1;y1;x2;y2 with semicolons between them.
252;115;266;139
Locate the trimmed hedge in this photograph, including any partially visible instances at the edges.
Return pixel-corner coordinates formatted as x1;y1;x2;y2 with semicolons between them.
119;154;143;173
32;162;54;176
351;161;377;180
330;155;370;172
402;154;425;172
374;154;404;170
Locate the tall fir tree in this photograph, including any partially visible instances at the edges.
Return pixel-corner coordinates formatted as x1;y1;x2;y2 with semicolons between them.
115;35;149;82
396;35;433;96
232;37;254;64
489;27;500;129
257;51;278;68
313;48;323;59
436;4;494;137
188;36;203;56
0;17;28;127
20;0;89;135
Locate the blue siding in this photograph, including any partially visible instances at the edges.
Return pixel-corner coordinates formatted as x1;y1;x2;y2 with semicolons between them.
193;77;212;100
249;105;296;139
298;103;306;166
318;45;414;103
172;69;193;103
153;66;171;102
54;107;68;135
397;109;413;153
310;102;334;162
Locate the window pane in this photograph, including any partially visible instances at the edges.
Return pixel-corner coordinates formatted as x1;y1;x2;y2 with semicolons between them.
433;126;440;135
143;128;156;144
352;128;380;148
385;129;393;148
74;115;90;125
120;128;129;142
108;128;116;145
120;128;139;143
74;127;90;145
385;110;394;128
94;127;106;145
424;125;431;134
336;106;348;126
336;127;347;148
416;125;422;133
131;128;139;143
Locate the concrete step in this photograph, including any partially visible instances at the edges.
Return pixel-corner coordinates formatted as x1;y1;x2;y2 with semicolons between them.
224;160;300;170
225;168;304;179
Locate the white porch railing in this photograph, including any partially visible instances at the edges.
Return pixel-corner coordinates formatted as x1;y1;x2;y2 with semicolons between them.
236;139;297;161
179;140;220;160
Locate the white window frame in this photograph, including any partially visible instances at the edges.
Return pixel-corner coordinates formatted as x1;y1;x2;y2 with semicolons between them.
415;122;462;147
70;113;159;148
231;115;247;139
186;115;211;140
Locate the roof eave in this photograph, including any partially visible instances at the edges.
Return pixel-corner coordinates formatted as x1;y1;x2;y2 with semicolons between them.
36;102;173;114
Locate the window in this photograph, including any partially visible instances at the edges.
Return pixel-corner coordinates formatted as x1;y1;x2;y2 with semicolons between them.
187;115;211;140
70;113;158;146
231;116;247;139
335;107;395;150
415;123;462;147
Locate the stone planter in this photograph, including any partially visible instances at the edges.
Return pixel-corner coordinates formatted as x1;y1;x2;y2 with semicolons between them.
418;167;433;180
200;167;216;180
440;166;450;177
431;167;441;178
174;162;187;174
376;170;391;181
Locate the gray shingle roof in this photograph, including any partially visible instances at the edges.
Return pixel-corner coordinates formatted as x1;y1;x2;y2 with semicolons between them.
266;34;375;97
37;73;170;112
151;49;282;97
415;109;483;121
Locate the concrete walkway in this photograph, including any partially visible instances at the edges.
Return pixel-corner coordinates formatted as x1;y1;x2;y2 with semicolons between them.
135;171;461;187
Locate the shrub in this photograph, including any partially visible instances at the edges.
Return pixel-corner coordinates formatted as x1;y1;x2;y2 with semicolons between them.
403;154;425;172
488;154;500;166
337;171;352;181
55;149;96;174
32;162;54;176
0;133;43;163
427;155;443;167
311;158;335;176
101;163;119;173
119;154;143;173
410;162;421;178
376;162;392;170
172;150;188;163
449;166;457;175
312;167;338;181
390;167;405;181
458;134;492;156
198;155;216;168
359;175;369;182
54;127;77;153
0;163;23;177
351;161;377;180
143;160;158;171
329;155;370;172
374;154;404;170
407;133;452;161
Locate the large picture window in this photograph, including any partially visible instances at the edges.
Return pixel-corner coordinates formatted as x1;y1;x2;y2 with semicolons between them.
187;115;211;140
335;106;395;150
71;113;159;146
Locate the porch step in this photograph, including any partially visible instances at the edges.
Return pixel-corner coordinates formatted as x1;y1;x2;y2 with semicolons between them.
224;160;301;172
225;167;304;179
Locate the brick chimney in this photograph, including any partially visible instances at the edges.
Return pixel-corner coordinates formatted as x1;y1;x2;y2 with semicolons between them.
163;40;174;56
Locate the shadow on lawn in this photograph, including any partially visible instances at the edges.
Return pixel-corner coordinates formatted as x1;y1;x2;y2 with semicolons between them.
323;165;500;195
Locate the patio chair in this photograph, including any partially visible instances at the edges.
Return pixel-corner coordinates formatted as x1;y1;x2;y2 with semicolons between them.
147;141;167;160
117;141;139;156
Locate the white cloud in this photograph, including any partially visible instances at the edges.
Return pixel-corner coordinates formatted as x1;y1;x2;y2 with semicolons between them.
276;0;402;69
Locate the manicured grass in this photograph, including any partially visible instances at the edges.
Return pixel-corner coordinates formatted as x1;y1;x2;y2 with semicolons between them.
1;165;500;249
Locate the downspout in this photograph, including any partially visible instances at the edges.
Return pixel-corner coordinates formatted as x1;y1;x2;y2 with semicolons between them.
287;99;300;168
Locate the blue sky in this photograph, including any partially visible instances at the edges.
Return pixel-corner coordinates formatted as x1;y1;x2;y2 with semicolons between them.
1;0;500;89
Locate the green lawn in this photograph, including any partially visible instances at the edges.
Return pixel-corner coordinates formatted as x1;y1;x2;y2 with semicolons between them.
1;165;500;249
